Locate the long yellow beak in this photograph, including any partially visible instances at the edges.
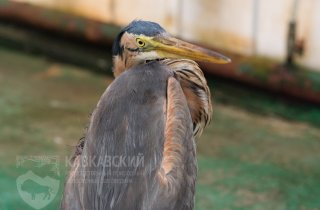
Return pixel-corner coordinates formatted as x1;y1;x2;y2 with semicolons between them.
149;35;231;64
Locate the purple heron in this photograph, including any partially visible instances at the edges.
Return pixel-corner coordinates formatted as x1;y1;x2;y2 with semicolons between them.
61;20;230;210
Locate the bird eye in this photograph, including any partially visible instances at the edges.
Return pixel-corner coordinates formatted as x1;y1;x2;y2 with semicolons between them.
136;38;145;47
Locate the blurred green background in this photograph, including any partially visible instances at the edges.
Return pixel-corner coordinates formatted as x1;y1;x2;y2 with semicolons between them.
1;0;320;209
1;45;320;210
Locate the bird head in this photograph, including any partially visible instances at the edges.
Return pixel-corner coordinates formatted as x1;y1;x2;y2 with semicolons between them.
112;20;231;77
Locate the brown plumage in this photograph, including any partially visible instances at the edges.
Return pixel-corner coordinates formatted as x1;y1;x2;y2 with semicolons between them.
162;59;212;138
61;20;230;210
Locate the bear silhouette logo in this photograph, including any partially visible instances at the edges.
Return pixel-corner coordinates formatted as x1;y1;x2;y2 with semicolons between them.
21;179;53;200
16;171;59;209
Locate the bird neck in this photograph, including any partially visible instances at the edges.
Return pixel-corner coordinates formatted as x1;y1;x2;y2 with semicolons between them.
112;54;164;78
112;55;127;77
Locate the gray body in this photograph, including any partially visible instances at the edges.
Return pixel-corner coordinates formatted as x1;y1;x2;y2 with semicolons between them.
61;61;196;210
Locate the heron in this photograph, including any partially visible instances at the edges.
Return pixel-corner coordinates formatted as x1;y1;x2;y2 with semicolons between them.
61;20;230;210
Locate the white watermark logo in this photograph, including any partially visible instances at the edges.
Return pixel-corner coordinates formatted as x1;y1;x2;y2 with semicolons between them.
15;154;146;208
16;156;60;210
64;154;145;184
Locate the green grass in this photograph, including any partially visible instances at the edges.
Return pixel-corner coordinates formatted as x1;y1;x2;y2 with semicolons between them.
0;47;320;210
196;157;320;210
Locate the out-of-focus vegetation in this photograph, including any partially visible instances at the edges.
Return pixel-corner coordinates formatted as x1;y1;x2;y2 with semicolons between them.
209;77;320;127
0;46;320;210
